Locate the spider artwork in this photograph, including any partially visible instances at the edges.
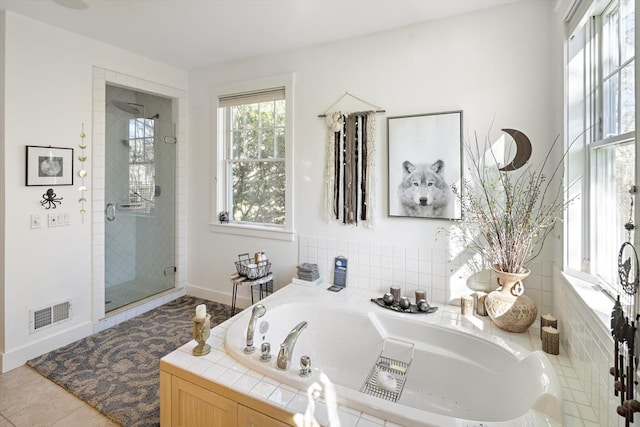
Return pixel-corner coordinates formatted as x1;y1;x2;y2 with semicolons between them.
40;188;63;209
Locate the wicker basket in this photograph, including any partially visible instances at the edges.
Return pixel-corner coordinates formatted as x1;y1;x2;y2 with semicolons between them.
235;253;271;279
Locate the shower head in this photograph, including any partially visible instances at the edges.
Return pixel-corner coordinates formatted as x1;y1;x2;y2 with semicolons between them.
111;100;144;115
147;113;160;120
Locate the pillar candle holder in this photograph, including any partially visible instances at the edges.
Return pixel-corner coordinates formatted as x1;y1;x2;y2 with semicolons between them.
192;314;211;356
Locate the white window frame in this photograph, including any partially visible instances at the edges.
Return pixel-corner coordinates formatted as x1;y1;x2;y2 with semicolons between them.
210;74;295;241
564;0;637;297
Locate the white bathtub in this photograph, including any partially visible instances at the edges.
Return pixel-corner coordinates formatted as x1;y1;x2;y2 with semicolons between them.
225;297;562;427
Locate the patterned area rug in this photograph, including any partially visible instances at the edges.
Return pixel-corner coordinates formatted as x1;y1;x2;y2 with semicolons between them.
28;296;233;427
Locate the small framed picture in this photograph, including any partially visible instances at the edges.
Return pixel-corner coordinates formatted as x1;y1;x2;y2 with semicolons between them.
26;145;74;186
387;110;462;220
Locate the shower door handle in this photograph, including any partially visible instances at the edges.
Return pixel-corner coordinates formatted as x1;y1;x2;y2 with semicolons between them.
163;136;177;144
163;123;178;144
105;203;116;222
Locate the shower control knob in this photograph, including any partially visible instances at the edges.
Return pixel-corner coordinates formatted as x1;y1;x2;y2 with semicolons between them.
260;342;272;362
299;355;311;378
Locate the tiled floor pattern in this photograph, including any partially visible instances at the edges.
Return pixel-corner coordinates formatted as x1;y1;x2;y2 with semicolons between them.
0;365;117;427
0;305;604;426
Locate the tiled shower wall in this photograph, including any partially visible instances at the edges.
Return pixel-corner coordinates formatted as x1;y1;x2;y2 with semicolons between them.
105;85;138;286
297;234;553;315
104;86;175;290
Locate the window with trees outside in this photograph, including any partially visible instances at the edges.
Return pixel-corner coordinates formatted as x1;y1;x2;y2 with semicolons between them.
565;0;635;296
217;87;287;228
128;117;155;214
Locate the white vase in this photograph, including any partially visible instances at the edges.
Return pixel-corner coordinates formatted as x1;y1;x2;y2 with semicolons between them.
484;267;537;333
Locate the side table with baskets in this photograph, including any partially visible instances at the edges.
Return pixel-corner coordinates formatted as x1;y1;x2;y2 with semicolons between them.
230;253;274;314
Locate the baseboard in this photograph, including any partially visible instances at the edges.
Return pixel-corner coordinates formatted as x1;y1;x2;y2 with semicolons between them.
185;283;252;311
0;321;93;373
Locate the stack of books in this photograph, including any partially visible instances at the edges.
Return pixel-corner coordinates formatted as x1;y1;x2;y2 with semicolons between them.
296;263;320;281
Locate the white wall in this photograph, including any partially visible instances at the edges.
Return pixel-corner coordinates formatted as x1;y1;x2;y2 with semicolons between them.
188;1;556;308
0;11;188;372
0;13;6;357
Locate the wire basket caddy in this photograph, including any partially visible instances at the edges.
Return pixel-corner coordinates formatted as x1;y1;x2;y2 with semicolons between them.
235;253;271;280
360;337;414;403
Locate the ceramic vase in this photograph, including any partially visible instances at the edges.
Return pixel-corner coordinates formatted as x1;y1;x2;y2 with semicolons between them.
484;267;537;333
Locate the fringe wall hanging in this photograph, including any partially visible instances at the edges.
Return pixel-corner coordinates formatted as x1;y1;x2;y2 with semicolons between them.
320;93;383;227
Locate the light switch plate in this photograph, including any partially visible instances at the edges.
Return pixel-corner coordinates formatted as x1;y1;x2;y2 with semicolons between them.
30;214;42;229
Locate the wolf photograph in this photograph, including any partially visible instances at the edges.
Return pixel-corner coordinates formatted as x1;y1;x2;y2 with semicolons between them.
388;111;462;220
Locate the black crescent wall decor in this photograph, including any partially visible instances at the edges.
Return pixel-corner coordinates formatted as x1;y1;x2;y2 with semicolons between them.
499;128;532;171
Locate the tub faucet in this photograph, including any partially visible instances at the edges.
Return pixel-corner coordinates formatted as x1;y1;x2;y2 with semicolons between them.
277;321;308;370
244;304;266;354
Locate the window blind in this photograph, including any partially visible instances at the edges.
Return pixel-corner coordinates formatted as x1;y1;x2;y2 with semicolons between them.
565;0;609;36
218;87;285;108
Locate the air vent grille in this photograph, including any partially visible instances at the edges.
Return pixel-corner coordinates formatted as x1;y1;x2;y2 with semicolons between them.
31;301;71;333
33;307;52;330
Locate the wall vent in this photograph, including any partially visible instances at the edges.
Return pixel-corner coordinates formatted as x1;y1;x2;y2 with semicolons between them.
30;300;71;333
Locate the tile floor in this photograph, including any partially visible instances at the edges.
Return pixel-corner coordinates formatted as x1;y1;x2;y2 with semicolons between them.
0;365;117;427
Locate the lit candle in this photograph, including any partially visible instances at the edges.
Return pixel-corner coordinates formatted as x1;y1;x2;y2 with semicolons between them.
195;304;206;320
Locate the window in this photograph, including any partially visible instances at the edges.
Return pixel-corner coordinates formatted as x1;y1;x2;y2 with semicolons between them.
565;0;635;295
214;75;294;239
127;117;155;214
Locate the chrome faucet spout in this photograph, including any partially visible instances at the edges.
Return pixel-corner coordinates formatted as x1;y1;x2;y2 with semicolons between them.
244;304;266;354
277;321;308;370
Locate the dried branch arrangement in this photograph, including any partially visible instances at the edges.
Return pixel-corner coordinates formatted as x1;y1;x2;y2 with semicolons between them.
452;132;570;274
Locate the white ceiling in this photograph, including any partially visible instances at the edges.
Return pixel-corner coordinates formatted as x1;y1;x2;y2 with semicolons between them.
0;0;522;70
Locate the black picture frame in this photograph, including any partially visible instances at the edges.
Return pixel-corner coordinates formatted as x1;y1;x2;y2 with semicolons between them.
387;110;462;220
26;145;74;186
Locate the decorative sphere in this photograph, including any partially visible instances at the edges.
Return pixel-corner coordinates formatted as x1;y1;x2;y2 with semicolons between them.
382;292;394;306
417;299;430;312
399;296;411;310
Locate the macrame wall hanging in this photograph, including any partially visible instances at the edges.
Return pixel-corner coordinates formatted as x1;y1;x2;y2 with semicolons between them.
319;92;384;227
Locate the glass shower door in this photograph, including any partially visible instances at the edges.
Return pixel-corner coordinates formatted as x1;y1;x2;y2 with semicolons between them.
105;115;176;312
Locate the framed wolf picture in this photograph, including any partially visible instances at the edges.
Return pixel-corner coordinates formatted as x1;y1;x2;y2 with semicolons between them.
387;111;462;220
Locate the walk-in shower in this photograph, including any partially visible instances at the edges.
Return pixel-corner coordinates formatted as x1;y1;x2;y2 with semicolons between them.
105;86;176;312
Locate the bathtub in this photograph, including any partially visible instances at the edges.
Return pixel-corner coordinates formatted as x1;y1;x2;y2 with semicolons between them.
225;296;562;427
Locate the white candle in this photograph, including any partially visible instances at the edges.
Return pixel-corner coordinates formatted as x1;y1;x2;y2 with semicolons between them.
195;304;206;320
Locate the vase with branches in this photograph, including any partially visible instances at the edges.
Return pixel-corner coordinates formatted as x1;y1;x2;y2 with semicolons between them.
451;130;570;332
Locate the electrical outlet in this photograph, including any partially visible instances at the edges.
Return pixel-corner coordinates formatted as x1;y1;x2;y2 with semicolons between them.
30;214;42;229
48;212;71;227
